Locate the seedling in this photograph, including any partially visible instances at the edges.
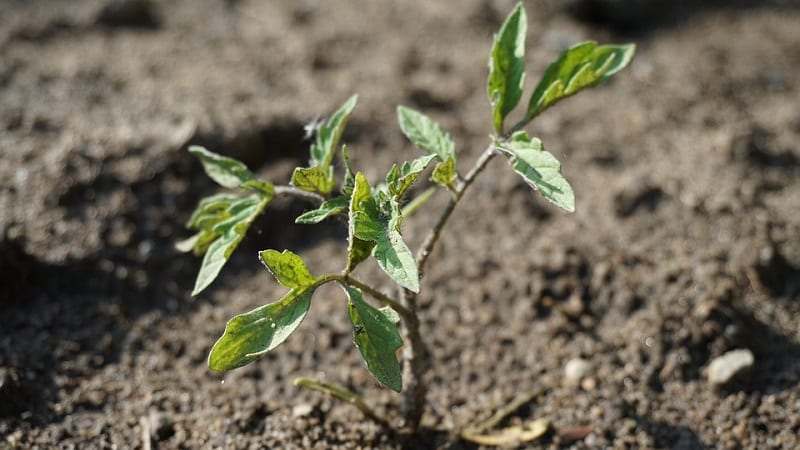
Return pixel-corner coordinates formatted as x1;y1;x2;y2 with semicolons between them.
178;3;634;438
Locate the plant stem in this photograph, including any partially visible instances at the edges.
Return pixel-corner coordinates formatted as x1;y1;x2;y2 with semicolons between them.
274;185;326;204
399;144;499;430
344;275;411;318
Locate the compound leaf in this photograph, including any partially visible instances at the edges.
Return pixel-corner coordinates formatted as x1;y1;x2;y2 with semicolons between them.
295;196;349;224
311;95;358;168
208;288;315;371
396;105;455;162
192;195;270;295
487;2;527;134
496;132;574;212
258;249;315;289
189;146;255;189
344;286;403;392
526;41;635;121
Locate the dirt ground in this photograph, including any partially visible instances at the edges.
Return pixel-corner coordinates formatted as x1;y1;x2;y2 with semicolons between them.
2;0;800;448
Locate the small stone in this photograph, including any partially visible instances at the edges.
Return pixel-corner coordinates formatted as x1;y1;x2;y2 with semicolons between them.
292;403;313;417
707;349;754;387
564;358;592;386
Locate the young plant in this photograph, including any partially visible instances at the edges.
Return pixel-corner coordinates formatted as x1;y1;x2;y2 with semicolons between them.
178;2;634;437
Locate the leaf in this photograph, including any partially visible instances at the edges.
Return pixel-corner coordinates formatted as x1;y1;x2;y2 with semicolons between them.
192;195;270;295
346;173;377;272
353;197;420;293
386;154;437;199
258;249;315;289
525;41;635;121
431;156;457;189
186;193;239;230
341;144;356;196
487;2;527;134
291;165;335;195
188;146;255;189
208;288;314;371
295;196;349;224
495;132;575;212
311;95;358;168
240;179;275;199
175;232;201;253
396;105;456;162
344;286;403;392
461;418;550;447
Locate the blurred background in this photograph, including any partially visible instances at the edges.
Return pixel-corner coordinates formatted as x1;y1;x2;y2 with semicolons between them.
1;0;799;448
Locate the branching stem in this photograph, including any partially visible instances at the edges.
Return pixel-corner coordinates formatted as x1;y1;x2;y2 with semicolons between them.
399;143;499;430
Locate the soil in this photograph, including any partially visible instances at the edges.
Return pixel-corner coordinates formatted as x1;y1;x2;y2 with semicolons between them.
2;0;800;449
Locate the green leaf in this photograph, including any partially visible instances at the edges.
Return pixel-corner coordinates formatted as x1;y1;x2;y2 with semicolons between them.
346;172;376;272
344;286;403;392
192;195;270;295
240;179;275;199
352;195;420;293
291;165;336;195
186;193;239;230
386;154;437;199
208;288;314;371
495;132;575;212
175;232;201;253
487;2;527;134
311;95;358;168
525;41;635;121
431;156;457;189
295;196;349;224
188;146;255;189
396;105;456;162
258;249;315;289
341;145;356;196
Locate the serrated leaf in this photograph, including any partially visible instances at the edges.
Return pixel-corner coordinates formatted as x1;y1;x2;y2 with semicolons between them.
296;196;349;224
291;165;335;195
192;196;270;295
346;172;376;272
208;288;314;371
496;132;575;212
396;105;456;162
311;95;358;168
189;146;255;189
431;156;457;188
386;154;437;199
344;286;403;392
487;2;527;134
525;41;635;121
258;249;315;289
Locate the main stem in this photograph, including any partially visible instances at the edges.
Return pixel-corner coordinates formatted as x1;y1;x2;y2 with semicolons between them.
400;144;498;430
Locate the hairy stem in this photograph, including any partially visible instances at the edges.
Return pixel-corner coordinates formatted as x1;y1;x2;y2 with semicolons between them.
274;185;326;204
400;144;498;430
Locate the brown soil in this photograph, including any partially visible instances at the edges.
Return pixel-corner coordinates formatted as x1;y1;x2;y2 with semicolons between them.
2;0;799;448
